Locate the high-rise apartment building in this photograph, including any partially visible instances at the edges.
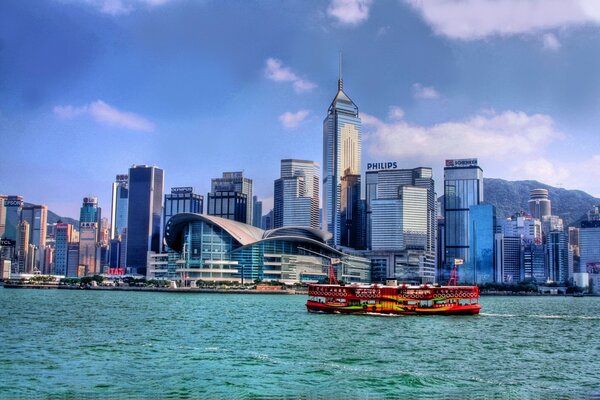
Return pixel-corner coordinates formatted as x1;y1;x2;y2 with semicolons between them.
274;159;320;229
110;174;129;239
528;189;551;220
126;165;164;274
210;172;253;225
443;158;483;283
323;63;361;247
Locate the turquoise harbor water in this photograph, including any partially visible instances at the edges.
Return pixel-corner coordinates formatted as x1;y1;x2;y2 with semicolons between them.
0;288;599;399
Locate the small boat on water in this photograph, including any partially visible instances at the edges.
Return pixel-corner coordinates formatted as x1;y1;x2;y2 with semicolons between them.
306;283;481;316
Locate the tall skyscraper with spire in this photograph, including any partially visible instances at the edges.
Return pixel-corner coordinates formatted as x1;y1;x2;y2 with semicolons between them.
323;55;362;247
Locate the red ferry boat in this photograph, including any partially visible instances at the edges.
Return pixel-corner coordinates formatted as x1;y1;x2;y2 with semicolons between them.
306;283;481;315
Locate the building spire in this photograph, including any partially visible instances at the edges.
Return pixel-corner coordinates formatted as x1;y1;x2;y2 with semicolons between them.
338;51;343;91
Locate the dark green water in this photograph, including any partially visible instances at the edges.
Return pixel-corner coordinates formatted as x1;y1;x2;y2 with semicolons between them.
1;288;599;399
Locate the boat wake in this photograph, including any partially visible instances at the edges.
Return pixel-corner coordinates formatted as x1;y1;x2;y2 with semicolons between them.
480;313;600;320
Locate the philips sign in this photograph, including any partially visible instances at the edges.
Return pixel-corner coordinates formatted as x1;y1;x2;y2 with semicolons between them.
367;162;398;171
445;158;478;168
171;187;193;194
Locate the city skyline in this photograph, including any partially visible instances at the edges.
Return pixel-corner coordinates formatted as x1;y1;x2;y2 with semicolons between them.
2;1;600;218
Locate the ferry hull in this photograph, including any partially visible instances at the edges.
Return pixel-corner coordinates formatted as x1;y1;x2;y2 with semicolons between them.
306;301;481;316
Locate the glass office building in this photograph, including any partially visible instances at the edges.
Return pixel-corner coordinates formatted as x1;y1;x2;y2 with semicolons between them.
211;172;253;225
126;165;164;275
468;203;496;284
443;159;483;283
274;159;320;229
323;68;361;247
110;174;129;239
155;213;371;284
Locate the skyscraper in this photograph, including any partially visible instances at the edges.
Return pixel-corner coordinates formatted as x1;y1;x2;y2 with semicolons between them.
468;203;496;284
163;187;203;250
365;166;437;282
207;191;247;223
78;197;99;275
126;165;164;275
252;196;263;228
323;59;361;247
210;172;253;225
21;204;47;272
16;220;30;274
443;158;483;283
54;223;74;276
273;159;320;229
0;195;6;238
528;189;551;220
3;195;23;242
110;174;129;239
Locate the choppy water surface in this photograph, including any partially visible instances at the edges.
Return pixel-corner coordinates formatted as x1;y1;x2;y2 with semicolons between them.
0;288;598;399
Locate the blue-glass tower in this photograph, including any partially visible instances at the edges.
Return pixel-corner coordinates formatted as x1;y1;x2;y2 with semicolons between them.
322;57;361;247
125;165;164;275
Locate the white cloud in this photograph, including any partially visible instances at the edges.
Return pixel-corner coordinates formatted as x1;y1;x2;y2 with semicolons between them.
264;58;317;93
279;110;310;129
327;0;373;25
542;33;561;50
53;100;155;132
406;0;600;40
413;83;440;99
510;158;570;186
388;105;405;121
77;0;175;16
363;109;564;160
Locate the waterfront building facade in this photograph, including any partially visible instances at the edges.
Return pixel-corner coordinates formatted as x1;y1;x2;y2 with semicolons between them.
547;230;569;283
211;172;253;225
15;220;30;274
443;159;483;283
126;165;164;275
154;213;371;285
322;68;361;247
274;159;320;229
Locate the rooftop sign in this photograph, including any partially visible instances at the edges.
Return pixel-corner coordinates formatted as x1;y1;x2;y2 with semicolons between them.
445;159;478;168
171;187;193;194
366;162;398;171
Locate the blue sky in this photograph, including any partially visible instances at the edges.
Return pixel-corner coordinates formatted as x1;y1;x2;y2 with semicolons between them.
1;0;600;219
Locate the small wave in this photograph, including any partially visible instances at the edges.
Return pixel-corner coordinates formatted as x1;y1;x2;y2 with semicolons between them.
481;313;600;320
480;313;516;317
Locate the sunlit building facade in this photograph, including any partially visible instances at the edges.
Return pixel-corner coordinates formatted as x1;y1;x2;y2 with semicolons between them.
323;69;361;247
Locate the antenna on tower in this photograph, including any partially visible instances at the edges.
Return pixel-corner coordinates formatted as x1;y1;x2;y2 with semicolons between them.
338;51;343;90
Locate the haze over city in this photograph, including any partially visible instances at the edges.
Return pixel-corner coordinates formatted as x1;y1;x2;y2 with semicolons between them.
2;0;600;218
